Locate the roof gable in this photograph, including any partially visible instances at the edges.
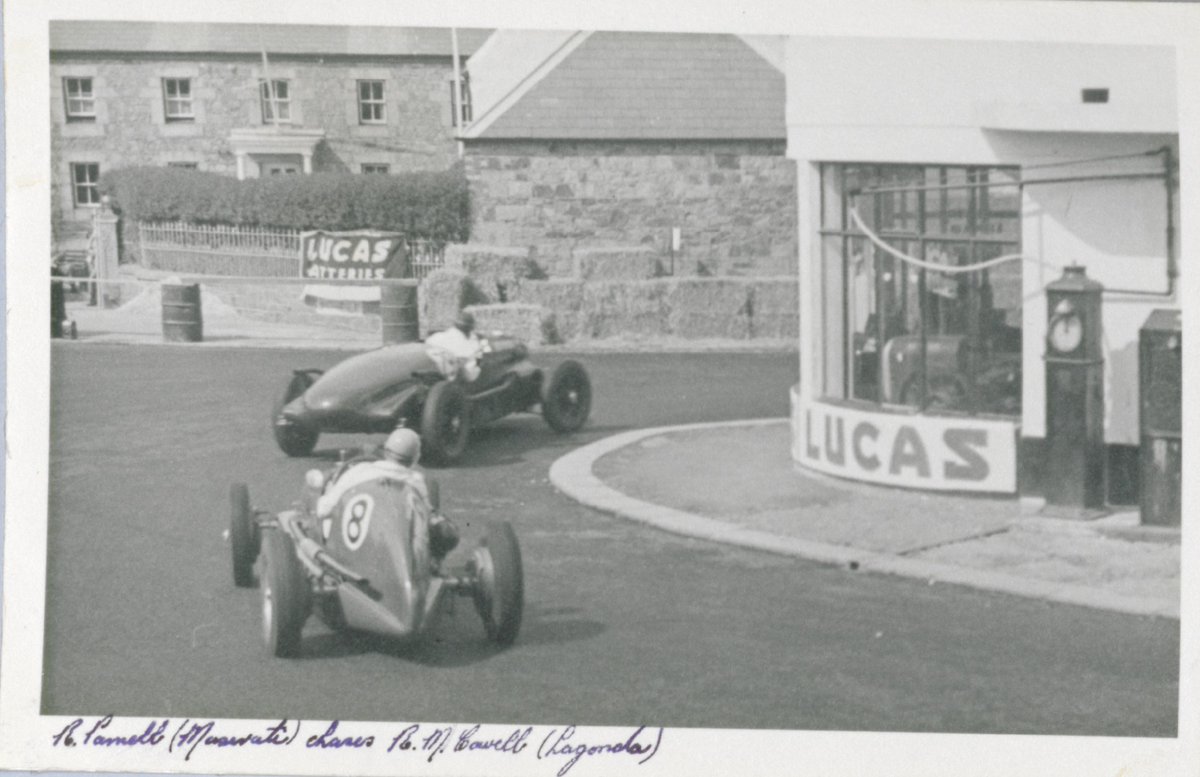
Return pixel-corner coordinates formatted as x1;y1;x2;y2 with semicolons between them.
49;21;491;58
471;31;785;141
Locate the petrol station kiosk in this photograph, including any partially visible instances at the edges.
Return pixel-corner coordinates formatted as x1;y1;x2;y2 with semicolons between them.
785;38;1181;523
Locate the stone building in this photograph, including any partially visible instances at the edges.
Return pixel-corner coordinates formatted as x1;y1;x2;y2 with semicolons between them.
49;21;489;256
459;30;797;278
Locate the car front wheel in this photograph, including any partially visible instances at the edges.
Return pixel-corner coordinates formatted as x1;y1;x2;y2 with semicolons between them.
543;360;592;433
420;381;470;466
229;482;259;588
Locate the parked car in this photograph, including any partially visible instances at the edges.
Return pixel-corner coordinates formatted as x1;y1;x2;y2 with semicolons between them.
52;251;91;292
272;337;592;464
229;477;523;657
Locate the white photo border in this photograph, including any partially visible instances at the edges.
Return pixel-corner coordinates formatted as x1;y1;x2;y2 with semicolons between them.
4;1;1198;775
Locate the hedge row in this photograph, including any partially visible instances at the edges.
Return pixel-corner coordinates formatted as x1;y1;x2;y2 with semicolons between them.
99;165;471;241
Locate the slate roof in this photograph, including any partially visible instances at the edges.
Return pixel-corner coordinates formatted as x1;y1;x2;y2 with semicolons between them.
49;21;492;58
469;31;785;140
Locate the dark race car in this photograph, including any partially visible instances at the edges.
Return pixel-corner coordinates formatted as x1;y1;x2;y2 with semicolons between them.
229;472;523;657
272;336;591;465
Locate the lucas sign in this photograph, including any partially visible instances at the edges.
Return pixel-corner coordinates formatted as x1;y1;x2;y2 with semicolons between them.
300;231;408;280
791;394;1017;493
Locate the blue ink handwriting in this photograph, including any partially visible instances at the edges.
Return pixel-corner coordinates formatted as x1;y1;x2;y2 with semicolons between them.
537;725;664;776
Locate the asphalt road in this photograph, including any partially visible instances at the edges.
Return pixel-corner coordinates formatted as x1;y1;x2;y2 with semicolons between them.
43;343;1178;735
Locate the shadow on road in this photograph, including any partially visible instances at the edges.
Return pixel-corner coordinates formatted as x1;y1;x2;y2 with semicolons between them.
447;422;629;470
290;603;607;667
296;423;628;471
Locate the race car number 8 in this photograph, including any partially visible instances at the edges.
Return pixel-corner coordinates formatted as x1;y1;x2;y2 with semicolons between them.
341;494;374;551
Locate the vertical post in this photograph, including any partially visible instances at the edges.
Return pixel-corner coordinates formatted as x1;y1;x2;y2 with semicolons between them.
92;196;121;308
451;28;464;158
258;27;280;132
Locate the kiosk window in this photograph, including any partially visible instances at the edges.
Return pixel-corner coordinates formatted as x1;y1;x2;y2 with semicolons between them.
820;163;1022;416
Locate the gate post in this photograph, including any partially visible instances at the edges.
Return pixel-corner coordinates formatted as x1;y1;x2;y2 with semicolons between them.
92;196;121;308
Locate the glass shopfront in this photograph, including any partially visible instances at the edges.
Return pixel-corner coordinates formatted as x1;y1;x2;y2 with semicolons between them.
819;163;1023;417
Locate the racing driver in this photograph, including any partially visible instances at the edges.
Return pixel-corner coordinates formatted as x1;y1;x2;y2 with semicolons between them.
425;311;487;383
313;428;460;561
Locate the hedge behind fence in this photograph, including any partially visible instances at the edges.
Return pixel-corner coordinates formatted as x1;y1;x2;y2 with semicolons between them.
99;166;471;242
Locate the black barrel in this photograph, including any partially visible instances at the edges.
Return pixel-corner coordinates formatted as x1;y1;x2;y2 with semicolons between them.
162;283;204;343
380;281;419;344
51;281;66;338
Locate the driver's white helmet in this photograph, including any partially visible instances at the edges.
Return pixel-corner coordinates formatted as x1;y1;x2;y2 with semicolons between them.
383;428;421;466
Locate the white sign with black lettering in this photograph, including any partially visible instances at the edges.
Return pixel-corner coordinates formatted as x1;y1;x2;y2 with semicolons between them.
792;396;1018;493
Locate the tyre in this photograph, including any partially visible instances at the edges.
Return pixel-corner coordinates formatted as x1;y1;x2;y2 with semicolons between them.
272;372;319;457
472;522;524;646
420;381;470;466
229;482;260;588
260;528;311;658
542;360;592;433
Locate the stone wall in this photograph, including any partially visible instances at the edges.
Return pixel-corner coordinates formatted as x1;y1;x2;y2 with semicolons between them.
511;276;798;343
463;139;798;278
166;274;798;343
51;54;461;251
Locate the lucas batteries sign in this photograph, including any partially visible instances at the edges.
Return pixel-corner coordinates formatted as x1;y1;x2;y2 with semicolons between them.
792;395;1018;493
300;231;409;280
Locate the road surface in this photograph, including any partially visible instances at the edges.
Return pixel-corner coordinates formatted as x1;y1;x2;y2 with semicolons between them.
41;343;1178;735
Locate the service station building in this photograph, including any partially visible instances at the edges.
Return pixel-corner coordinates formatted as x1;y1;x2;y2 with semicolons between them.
785;38;1180;515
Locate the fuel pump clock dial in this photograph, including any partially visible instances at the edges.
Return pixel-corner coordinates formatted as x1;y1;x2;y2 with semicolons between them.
1048;300;1083;353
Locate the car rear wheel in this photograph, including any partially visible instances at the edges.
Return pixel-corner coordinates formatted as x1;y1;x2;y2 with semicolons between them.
472;522;524;646
260;528;311;658
420;381;470;466
273;372;319;457
230;482;260;588
543;360;592;433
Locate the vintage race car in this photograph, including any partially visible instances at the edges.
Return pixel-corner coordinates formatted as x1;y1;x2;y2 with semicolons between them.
272;337;591;465
229;472;523;657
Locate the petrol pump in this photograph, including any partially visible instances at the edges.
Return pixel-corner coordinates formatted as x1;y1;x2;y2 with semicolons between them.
1043;265;1106;514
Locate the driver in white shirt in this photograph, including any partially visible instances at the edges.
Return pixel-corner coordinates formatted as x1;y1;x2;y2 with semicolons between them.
425;311;487;382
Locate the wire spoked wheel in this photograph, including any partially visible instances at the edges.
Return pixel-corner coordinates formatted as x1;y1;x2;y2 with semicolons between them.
421;381;471;465
542;360;592;433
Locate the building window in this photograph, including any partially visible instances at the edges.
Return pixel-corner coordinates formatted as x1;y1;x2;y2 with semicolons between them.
448;74;472;124
361;163;390;174
167;162;199;169
71;162;101;206
819;163;1022;416
259;79;291;123
162;78;194;122
63;77;96;122
357;80;386;124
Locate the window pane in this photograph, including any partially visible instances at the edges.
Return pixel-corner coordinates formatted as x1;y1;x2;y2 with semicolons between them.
821;161;1021;416
820;235;847;398
72;163;100;204
847;236;878;402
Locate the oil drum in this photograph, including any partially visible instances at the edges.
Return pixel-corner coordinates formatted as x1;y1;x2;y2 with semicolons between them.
162;283;204;343
380;281;419;344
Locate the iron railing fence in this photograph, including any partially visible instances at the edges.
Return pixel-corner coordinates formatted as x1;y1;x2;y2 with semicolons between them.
137;221;448;280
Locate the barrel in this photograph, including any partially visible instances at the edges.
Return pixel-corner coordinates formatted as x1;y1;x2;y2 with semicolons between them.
50;281;66;338
380;281;419;344
161;283;204;343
